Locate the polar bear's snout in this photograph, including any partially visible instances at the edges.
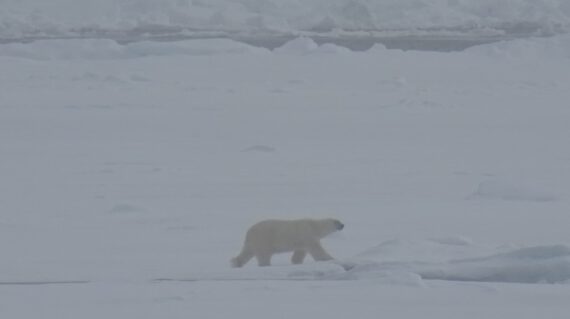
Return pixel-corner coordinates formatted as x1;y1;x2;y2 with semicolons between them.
334;220;344;230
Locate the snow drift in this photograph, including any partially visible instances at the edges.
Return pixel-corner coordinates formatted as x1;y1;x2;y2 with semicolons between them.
0;38;268;60
419;245;570;284
465;34;570;59
155;239;570;285
2;34;570;60
335;241;570;284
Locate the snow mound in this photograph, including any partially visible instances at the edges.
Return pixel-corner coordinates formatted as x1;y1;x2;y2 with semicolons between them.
356;238;483;263
274;37;319;54
313;43;352;54
366;43;389;53
274;37;353;54
344;242;570;284
466;34;570;59
420;245;570;284
0;38;268;60
470;180;558;202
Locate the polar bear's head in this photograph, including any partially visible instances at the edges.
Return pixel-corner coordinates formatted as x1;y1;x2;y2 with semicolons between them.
314;218;344;238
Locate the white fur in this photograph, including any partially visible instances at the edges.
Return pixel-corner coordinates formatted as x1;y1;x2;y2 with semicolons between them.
231;218;343;267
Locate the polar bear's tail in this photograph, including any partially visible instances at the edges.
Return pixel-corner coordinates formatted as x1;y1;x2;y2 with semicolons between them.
231;250;254;268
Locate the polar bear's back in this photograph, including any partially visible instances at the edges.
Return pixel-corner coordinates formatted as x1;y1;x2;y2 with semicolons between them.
244;219;318;253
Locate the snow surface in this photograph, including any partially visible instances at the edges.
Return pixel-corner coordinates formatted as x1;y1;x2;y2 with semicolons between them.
1;34;570;318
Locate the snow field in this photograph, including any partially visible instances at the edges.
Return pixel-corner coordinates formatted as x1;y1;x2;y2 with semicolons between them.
1;35;570;318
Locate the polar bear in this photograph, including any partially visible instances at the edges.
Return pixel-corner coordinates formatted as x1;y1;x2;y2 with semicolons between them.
231;218;344;267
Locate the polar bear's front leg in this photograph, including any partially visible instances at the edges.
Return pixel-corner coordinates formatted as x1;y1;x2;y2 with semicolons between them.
256;253;272;267
291;250;307;264
308;242;334;261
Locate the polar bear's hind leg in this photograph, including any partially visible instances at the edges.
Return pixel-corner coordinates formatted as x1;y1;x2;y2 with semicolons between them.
291;250;307;264
231;249;254;268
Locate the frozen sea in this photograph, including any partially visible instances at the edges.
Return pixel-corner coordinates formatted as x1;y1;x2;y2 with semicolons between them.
1;1;570;318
